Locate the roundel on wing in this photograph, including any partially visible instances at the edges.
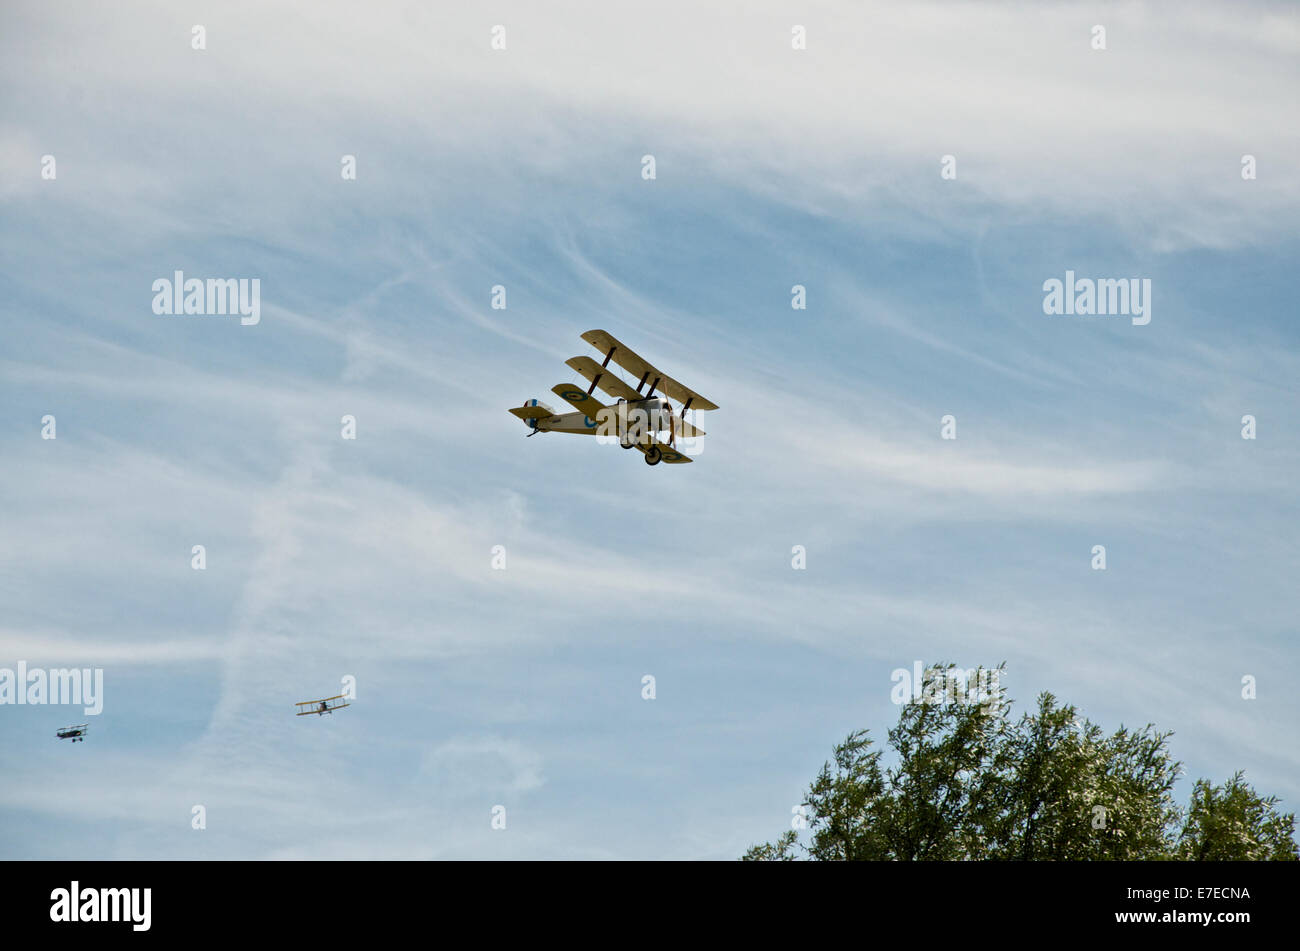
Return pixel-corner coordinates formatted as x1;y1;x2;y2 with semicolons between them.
661;450;682;462
561;389;584;401
584;416;596;428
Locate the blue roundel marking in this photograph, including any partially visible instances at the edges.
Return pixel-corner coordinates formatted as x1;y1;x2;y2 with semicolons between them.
561;389;584;401
584;416;596;428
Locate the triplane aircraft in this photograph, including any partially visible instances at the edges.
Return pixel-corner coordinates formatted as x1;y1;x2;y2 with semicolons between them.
508;329;718;465
56;724;88;743
295;695;350;717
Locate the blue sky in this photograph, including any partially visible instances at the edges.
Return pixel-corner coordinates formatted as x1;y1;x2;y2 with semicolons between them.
2;1;1298;858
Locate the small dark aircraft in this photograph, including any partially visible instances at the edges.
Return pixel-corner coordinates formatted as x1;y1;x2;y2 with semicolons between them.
56;724;88;743
295;695;350;717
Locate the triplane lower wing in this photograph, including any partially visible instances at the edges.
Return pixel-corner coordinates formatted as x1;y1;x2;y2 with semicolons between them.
507;329;718;466
295;695;351;716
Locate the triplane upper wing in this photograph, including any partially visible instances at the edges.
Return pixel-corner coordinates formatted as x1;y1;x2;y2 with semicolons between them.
580;330;719;412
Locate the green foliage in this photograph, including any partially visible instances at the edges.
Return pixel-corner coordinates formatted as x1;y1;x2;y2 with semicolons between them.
742;830;798;862
1174;772;1298;861
743;665;1297;861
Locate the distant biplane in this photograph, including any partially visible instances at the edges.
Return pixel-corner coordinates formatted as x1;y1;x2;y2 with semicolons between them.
56;724;88;743
508;329;718;465
295;695;350;717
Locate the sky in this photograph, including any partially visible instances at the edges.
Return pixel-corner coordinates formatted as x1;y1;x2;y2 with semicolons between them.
1;1;1297;859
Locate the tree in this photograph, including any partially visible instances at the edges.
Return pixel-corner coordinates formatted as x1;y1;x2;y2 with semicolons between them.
1175;773;1299;861
743;665;1296;861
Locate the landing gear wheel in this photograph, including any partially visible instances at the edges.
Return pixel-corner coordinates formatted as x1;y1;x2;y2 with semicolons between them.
620;439;634;449
644;446;662;466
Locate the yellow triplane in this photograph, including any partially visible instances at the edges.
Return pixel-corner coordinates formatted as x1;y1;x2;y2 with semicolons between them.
508;329;719;466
